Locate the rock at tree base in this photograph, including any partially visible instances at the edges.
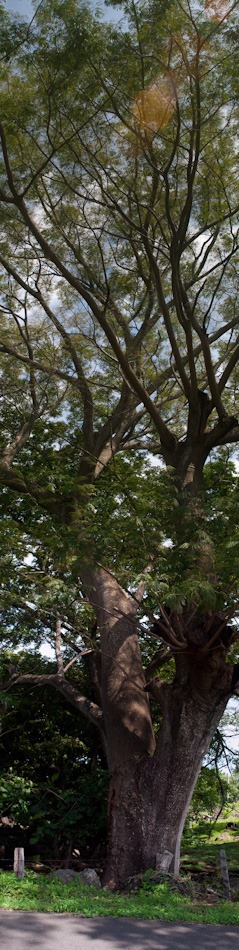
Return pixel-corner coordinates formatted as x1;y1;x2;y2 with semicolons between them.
52;868;101;888
53;869;77;883
156;850;173;872
79;868;101;888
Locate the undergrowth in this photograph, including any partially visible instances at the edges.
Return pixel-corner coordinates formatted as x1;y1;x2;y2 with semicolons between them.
0;871;239;923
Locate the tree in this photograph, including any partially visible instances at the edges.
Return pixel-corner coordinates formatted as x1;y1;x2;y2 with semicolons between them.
0;0;239;888
0;651;108;862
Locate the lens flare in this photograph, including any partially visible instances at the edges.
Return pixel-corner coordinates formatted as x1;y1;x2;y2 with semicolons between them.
133;78;175;141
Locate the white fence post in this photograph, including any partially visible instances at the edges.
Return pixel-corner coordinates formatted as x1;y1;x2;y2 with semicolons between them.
14;847;25;879
220;848;231;900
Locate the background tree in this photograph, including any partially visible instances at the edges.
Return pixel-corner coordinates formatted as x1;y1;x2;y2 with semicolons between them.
0;650;107;864
0;0;239;888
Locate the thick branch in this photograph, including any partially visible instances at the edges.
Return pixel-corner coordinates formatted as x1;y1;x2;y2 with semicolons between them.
0;414;38;471
5;672;104;729
55;613;64;674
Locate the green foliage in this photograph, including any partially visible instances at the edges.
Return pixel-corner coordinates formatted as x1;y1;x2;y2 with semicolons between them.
1;452;239;648
0;651;108;859
0;6;28;61
28;769;107;852
187;766;228;823
0;772;33;826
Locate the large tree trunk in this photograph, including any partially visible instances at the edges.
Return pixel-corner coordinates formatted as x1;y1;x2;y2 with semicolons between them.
82;566;233;890
81;566;156;769
103;656;230;889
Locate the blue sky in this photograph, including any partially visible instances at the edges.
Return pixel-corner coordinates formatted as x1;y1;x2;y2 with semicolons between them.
5;0;33;14
5;0;121;20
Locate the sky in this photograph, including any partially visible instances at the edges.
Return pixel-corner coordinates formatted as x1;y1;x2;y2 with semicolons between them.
5;0;121;20
5;0;33;14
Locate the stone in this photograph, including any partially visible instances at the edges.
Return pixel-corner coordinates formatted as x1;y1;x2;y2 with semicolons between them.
78;868;101;888
53;869;77;883
155;849;173;872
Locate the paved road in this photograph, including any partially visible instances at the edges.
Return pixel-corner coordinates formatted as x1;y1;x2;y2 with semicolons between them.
0;912;238;949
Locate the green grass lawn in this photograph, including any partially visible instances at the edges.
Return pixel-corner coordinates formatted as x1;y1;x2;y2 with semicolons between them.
0;870;238;923
181;839;239;875
182;813;239;883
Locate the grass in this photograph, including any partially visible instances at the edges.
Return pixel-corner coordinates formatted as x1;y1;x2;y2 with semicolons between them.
1;812;239;922
0;870;239;923
181;839;239;875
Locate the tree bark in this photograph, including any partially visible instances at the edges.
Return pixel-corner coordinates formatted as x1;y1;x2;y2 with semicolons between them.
81;566;156;770
79;566;234;889
99;625;232;889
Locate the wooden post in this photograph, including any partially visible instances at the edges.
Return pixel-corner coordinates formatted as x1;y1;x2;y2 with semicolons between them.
220;848;231;900
14;848;25;879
